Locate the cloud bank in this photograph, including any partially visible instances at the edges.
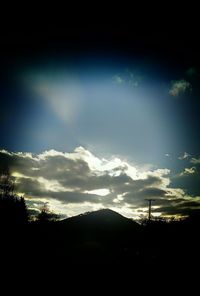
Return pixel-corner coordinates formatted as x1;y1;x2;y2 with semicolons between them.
0;147;200;218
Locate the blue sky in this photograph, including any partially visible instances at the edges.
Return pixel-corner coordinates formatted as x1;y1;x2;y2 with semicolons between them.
1;56;198;166
0;30;200;218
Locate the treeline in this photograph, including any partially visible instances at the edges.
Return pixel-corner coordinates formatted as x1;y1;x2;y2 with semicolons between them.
0;171;58;225
0;171;200;273
0;172;27;225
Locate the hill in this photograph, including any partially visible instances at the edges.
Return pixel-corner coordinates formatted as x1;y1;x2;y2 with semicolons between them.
33;209;141;266
59;208;139;229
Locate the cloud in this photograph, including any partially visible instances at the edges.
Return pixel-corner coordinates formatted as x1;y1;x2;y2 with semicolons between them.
112;69;141;87
191;157;200;164
171;163;200;197
169;79;191;96
1;147;200;218
178;152;190;160
112;75;125;85
180;167;196;176
153;197;200;217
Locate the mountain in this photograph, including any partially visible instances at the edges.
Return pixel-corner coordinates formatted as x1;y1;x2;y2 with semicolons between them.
58;208;140;234
46;209;141;263
60;208;138;224
23;209;142;267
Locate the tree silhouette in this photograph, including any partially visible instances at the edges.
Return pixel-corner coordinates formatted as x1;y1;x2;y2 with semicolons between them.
0;169;14;196
0;170;28;225
37;203;59;223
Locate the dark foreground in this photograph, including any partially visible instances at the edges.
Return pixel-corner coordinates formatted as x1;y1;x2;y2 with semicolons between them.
0;209;199;293
1;209;199;271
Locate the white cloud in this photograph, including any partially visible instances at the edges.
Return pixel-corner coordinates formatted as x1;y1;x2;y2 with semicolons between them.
85;188;110;196
37;177;69;192
169;79;191;96
191;157;200;164
178;152;190;160
180;167;196;176
1;147;199;219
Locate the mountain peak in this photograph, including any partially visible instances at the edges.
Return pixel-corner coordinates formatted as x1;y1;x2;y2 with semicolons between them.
60;208;139;230
79;208;125;218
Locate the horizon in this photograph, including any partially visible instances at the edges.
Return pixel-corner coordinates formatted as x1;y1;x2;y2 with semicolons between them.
1;25;200;220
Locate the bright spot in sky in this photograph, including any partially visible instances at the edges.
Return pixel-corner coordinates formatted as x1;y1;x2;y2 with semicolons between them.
85;188;110;196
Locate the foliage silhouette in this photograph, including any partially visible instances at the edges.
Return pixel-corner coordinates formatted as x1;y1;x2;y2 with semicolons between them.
36;202;59;223
0;171;28;225
0;189;200;277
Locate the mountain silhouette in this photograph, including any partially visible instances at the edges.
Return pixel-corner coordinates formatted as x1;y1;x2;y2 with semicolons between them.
56;208;140;244
1;205;200;280
36;208;141;266
59;208;139;229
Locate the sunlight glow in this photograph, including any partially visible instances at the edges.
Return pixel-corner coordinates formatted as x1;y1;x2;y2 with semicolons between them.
85;188;110;196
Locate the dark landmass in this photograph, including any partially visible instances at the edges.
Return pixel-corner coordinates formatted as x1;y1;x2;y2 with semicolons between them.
1;193;199;290
1;204;199;269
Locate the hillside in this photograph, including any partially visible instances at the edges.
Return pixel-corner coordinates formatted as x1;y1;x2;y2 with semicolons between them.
59;208;139;229
31;209;141;266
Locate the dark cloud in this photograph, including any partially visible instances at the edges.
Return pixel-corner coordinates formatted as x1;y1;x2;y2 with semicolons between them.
1;148;200;217
138;187;167;198
172;165;200;196
155;205;200;217
41;191;103;204
16;177;43;196
0;150;37;175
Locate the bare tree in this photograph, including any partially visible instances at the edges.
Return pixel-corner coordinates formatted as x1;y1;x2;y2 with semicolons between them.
37;203;59;222
0;170;28;224
0;170;14;196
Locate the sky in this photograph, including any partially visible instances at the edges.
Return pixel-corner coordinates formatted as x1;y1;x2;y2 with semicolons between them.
0;25;200;219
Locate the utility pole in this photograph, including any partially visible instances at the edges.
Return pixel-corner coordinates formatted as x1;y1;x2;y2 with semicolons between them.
145;199;155;221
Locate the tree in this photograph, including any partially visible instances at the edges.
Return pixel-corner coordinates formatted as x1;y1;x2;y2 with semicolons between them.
0;170;28;225
0;170;14;196
37;203;59;223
